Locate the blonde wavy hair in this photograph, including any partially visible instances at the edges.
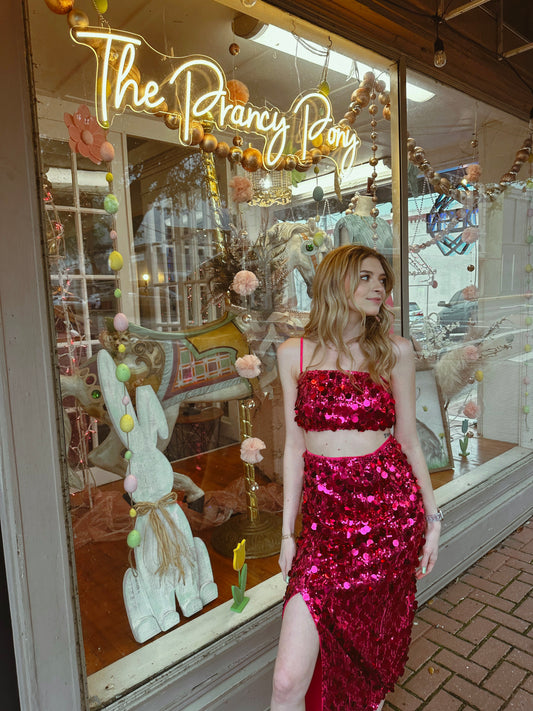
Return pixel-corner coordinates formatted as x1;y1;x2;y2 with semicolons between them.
304;244;396;386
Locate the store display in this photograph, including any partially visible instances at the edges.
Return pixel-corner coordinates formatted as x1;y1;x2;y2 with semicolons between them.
97;349;218;643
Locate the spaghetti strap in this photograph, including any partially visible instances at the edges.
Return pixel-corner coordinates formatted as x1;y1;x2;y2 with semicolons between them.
300;337;304;373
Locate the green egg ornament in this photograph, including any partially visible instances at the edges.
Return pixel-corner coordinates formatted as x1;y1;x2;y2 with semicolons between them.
104;194;119;214
127;529;141;548
313;232;324;247
108;250;124;271
116;363;131;382
524;405;530;415
526;316;532;326
312;185;324;202
120;414;134;433
124;450;132;461
525;344;532;353
114;288;122;298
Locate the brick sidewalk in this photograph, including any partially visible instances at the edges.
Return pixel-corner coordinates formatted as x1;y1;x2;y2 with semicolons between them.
384;518;533;711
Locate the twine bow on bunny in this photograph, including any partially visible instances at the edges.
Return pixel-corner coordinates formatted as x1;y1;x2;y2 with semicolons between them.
134;492;192;579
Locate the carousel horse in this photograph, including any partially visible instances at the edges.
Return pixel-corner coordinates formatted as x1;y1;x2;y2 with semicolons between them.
60;311;281;504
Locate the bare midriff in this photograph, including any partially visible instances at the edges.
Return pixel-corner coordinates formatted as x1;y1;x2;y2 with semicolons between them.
304;428;392;458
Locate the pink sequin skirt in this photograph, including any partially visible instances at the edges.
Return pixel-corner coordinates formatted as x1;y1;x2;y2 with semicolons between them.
285;436;425;711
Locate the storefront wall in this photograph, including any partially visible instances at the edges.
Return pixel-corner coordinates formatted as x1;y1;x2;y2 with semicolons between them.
1;2;532;711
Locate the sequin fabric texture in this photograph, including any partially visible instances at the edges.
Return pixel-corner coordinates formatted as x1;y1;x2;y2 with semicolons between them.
294;370;396;432
288;372;425;711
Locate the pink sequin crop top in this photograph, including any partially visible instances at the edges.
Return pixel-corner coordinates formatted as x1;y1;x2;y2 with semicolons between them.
294;340;396;432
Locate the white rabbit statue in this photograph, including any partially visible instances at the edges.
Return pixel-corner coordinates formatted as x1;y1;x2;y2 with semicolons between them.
97;349;218;644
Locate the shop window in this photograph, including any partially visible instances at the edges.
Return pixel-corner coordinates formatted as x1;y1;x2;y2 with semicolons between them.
404;69;533;490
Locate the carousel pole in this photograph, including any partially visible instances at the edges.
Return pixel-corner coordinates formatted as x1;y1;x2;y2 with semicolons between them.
211;398;282;559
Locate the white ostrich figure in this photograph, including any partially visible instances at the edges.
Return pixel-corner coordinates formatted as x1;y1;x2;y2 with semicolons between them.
97;349;218;644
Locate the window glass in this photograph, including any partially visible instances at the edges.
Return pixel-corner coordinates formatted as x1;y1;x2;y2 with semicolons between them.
406;69;532;487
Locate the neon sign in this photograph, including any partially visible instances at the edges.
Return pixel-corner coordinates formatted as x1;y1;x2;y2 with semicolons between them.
72;27;360;172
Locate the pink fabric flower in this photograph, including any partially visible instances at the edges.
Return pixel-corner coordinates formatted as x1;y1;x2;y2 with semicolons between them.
232;270;259;296
229;176;253;203
466;163;481;183
462;285;479;301
461;227;479;244
235;354;261;379
240;437;266;464
64;104;107;165
463;345;480;361
463;400;479;419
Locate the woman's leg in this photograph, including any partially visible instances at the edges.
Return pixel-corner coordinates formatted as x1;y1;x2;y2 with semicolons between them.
271;594;320;711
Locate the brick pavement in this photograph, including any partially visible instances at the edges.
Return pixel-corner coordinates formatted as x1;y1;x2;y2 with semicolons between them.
383;518;533;711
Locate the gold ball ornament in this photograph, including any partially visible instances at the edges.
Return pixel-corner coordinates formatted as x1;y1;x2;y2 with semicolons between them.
229;43;240;56
164;113;180;130
310;148;322;164
44;0;73;14
378;92;390;106
352;88;370;107
241;147;263;172
67;9;89;27
274;155;286;171
375;79;386;93
319;143;331;157
284;155;297;171
187;121;204;145
214;141;230;159
200;134;218;153
383;105;391;120
233;135;244;147
467;264;475;272
228;146;244;164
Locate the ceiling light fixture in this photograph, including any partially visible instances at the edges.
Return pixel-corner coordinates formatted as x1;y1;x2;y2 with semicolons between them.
433;15;447;68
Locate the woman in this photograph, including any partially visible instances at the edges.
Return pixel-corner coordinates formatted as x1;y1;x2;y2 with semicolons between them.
270;245;441;711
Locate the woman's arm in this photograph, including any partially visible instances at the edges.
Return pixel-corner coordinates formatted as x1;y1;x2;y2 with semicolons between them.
390;336;441;579
277;338;307;580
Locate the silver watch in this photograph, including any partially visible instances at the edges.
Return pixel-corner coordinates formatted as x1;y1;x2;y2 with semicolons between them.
426;509;444;523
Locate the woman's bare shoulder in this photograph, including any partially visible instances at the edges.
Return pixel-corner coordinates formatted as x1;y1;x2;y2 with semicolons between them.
390;333;415;359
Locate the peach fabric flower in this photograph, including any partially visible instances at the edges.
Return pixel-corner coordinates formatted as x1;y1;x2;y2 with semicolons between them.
232;270;259;296
463;400;479;419
64;104;107;165
466;163;481;183
463;345;480;361
230;176;253;203
240;437;266;464
235;354;261;379
461;227;479;244
462;285;479;301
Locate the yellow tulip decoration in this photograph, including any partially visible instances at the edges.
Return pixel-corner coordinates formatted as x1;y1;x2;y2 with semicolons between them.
231;539;249;613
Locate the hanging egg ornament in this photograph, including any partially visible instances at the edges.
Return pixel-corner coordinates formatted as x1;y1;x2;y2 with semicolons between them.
312;185;324;203
318;81;330;96
116;363;131;382
114;288;122;299
241;147;262;172
108;250;124;271
120;414;135;433
113;312;129;332
475;370;484;382
122;395;130;406
215;141;230;159
100;141;115;162
94;0;108;12
229;42;240;56
106;172;113;183
127;530;141;548
67;9;89;27
104;194;119;214
383;105;391;121
124;450;132;461
124;474;138;494
467;264;475;272
129;508;137;518
44;0;73;14
233;135;244;147
118;344;126;354
313;232;325;247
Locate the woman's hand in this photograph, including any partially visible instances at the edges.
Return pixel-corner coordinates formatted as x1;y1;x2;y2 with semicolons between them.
278;537;297;582
416;521;440;579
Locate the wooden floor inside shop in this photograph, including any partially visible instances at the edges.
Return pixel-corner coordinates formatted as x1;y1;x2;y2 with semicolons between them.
72;436;515;676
